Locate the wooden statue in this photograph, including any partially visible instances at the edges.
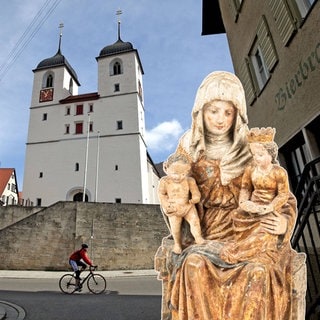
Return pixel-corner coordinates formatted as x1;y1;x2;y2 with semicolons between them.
155;71;306;320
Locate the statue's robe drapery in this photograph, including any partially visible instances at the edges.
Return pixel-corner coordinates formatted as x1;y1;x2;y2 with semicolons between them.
167;156;298;320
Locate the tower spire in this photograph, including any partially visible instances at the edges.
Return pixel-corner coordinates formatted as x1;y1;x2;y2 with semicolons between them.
116;9;122;40
57;22;64;53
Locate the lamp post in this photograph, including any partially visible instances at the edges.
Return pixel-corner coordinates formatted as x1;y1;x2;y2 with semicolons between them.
95;131;100;202
83;113;91;202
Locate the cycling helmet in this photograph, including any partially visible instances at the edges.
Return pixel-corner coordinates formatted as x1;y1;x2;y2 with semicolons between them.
81;243;89;248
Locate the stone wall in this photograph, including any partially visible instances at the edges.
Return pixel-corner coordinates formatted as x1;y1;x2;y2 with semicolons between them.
0;205;41;230
0;202;169;271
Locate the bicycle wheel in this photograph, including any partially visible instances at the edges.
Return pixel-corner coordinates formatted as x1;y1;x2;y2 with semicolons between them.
59;274;77;294
87;274;107;294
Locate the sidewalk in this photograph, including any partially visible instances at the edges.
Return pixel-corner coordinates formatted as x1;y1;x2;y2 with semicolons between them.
0;269;158;319
0;269;157;279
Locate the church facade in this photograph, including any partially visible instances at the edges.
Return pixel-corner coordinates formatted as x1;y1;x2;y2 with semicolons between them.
22;29;160;206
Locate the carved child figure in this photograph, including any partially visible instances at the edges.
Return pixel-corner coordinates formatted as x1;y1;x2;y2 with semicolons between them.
221;127;291;264
158;154;205;254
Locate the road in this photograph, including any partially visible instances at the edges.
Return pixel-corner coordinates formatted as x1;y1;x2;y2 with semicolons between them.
0;275;163;320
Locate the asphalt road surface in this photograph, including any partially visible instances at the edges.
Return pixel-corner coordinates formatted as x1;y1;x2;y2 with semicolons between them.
0;276;162;320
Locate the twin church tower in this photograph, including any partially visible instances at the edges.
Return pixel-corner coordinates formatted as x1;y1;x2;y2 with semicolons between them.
22;22;160;206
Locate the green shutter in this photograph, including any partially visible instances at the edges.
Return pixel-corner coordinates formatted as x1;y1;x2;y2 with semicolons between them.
238;59;256;105
269;0;296;45
257;16;278;72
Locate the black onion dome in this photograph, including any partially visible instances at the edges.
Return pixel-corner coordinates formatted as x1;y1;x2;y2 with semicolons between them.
99;38;134;57
34;49;80;85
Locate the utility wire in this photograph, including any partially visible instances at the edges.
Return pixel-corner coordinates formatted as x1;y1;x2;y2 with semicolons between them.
0;0;62;83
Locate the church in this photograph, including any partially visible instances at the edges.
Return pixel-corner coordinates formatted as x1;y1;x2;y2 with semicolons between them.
22;22;160;207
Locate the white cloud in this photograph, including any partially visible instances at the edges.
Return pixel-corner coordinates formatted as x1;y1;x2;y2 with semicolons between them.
146;120;184;152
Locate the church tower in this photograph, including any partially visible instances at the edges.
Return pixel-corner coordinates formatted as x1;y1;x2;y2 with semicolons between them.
22;21;159;207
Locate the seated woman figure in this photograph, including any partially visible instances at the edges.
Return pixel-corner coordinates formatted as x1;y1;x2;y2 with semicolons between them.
220;127;292;264
157;71;300;320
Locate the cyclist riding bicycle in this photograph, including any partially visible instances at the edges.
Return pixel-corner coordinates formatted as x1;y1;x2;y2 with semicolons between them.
69;243;95;290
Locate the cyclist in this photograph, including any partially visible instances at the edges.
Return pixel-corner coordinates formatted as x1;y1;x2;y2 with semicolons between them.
69;243;94;290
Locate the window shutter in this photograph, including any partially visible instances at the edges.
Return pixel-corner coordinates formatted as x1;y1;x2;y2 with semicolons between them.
238;60;256;105
269;0;296;45
75;123;83;134
229;0;240;21
257;16;278;72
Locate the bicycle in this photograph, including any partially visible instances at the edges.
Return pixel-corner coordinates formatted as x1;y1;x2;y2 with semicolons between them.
59;266;107;294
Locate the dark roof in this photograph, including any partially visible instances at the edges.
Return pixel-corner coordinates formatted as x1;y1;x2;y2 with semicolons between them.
98;38;134;58
202;0;225;35
154;162;165;178
34;49;80;86
96;37;144;74
60;92;100;104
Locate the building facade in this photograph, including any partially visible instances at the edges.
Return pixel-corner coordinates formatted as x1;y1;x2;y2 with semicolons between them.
202;2;320;316
203;0;320;190
0;168;19;206
23;29;160;206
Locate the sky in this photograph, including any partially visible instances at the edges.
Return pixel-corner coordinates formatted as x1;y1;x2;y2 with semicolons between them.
0;0;233;189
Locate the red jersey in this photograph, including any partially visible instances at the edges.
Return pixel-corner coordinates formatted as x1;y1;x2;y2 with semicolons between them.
69;248;93;266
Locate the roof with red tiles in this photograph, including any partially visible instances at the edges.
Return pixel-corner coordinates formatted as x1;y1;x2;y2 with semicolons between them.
0;168;15;195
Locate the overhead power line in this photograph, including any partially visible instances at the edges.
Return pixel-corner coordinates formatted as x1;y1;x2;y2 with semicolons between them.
0;0;62;83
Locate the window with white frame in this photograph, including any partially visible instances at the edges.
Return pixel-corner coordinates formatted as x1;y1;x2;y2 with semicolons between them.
244;16;278;95
250;44;269;90
294;0;315;19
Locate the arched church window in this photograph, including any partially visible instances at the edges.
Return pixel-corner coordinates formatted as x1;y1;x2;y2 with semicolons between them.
113;61;122;75
46;74;53;87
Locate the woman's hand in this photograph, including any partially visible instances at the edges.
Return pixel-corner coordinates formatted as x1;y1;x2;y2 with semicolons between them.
261;211;287;235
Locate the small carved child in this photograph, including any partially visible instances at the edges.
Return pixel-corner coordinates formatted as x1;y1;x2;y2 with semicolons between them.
158;154;205;254
220;127;290;264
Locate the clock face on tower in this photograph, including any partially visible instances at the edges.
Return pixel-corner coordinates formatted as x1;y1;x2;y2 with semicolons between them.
39;88;54;102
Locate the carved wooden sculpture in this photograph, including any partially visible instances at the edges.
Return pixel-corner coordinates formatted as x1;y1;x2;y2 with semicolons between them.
155;71;306;320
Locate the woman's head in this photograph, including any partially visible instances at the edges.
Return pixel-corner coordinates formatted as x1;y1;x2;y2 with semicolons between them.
177;71;252;185
203;100;236;136
249;142;278;166
192;71;247;127
189;71;248;153
247;127;278;164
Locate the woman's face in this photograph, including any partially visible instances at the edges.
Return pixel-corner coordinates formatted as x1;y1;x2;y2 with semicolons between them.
250;143;272;168
203;100;236;136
